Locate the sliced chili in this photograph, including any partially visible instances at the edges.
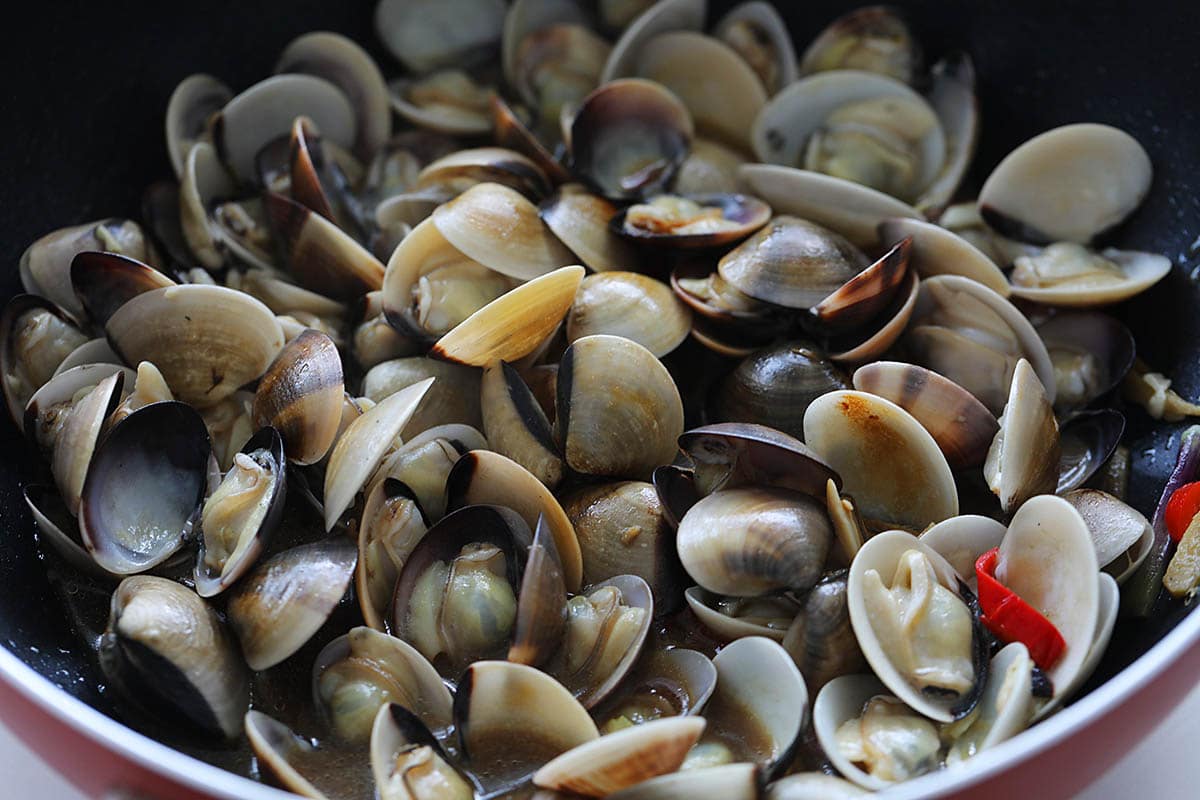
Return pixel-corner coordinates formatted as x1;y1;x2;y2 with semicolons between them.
1165;481;1200;544
975;548;1066;670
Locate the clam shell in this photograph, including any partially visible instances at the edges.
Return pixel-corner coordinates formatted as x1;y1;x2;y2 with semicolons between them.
781;569;866;691
369;703;468;800
601;0;707;82
264;192;385;299
1037;572;1118;717
737;164;921;248
446;449;584;592
276;31;391;163
217;74;357;183
853;361;998;470
322;376;434;530
999;495;1099;697
713;1;798;93
945;642;1035;763
52;338;121;377
1057;409;1125;493
493;96;575;184
432;182;575;279
1037;311;1135;409
804;391;957;529
24;485;114;578
610;763;759;800
557;334;684;479
917;514;1007;592
52;372;125;516
165;74;232;179
984;359;1061;514
798;5;920;84
632;32;766;152
1063;488;1153;584
765;772;867;799
179;141;238;270
375;0;506;74
362;356;482;438
540;184;642;272
532;716;706;797
244;711;330;799
355;478;427;630
24;362;133;449
417;147;551;200
70;252;176;327
917;53;978;216
979;123;1152;244
567;272;691;357
678;422;840;497
502;0;594;92
878;216;1009;296
253;329;345;466
227;537;358;671
105;284;285;409
431;265;584;366
481;360;563;489
827;268;920;364
810;674;892;790
684;586;797;642
813;236;911;333
671;137;748;195
846;531;977;722
1008;246;1171;307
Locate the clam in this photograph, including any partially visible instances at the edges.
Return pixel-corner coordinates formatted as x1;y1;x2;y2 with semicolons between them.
216;74;357;183
371;427;478;522
540;184;642;272
983;359;1061;515
562;481;686;612
685;587;799;642
1008;243;1171;306
1063;489;1154;584
180;141;273;271
80;402;211;575
852;361;999;470
702;636;808;775
804;391;958;530
322;376;434;530
609;763;760;800
70;251;176;326
24;485;113;578
566;272;692;357
708;342;850;441
454;660;599;792
630;32;767;152
917;514;1007;592
717;216;868;310
227;536;358;671
370;704;473;800
52;337;122;377
194;427;286;597
846;531;986;722
944;643;1036;765
445;449;584;592
375;0;506;74
200;390;256;472
510;23;611;134
313;626;452;743
799;6;921;84
480;360;563;488
165;74;233;179
825;267;919;365
431;182;575;277
509;514;569;668
356;478;428;630
276;31;391;162
1037;311;1135;409
283;117;363;234
601;0;706;82
533;716;706;797
253;329;345;465
766;772;867;799
878;216;1009;296
105;284;285;409
676;487;831;596
20;218;154;321
751;70;945;205
737;164;921;249
353;291;421;370
679;422;840;498
264;191;386;299
671;137;748;195
978;123;1152;245
597;646;718;730
812;236;911;334
501;0;594;94
614;193;772;249
903;274;1056;414
431;265;585;366
782;570;867;691
551;575;653;708
557;334;684;479
244;711;340;799
493;96;574;185
390;505;528;673
49;371;125;515
1;295;90;425
570;79;694;200
714;1;798;94
919;53;979;216
23;362;132;451
670;262;783;357
417;147;551;199
99;576;248;739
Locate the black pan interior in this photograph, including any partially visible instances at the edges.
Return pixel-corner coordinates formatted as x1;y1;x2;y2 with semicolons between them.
1;0;1199;768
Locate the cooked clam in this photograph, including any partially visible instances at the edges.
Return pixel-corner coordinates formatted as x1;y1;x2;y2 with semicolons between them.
540;184;642;272
375;0;506;74
1;295;90;426
984;359;1061;515
567;272;692;357
799;6;921;84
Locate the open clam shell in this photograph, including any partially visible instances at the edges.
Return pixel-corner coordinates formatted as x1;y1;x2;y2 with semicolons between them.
533;716;706;797
24;485;115;578
706;636;808;775
105;284;285;409
984;358;1061;514
610;763;760;800
244;711;332;799
918;52;979;216
264;191;385;299
165;74;232;179
1037;572;1118;718
501;0;595;93
227;536;358;671
1057;409;1125;493
1;294;90;427
1037;311;1135;409
878;216;1009;296
826;267;920;364
508;514;568;667
601;0;707;82
52;338;121;377
446;449;584;592
684;586;798;642
363;357;482;437
714;1;798;94
313;626;452;743
481;360;563;489
70;251;176;327
493;96;574;185
23;362;132;450
369;703;472;800
417;147;551;200
1008;244;1171;307
1063;488;1154;584
812;237;911;334
540;184;642;272
737;164;921;249
798;5;921;84
80;402;211;575
253;329;345;466
917;514;1007;592
566;272;692;357
194;427;286;597
375;0;506;74
614;192;772;250
356;478;428;630
979;123;1152;245
50;371;125;515
455;660;599;794
852;361;998;470
804;391;958;530
847;531;986;723
782;570;866;692
678;422;840;498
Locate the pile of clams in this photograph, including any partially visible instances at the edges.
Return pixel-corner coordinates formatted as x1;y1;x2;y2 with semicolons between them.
7;0;1192;797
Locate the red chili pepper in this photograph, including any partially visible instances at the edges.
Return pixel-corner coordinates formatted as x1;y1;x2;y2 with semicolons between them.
975;548;1066;670
1165;481;1200;543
